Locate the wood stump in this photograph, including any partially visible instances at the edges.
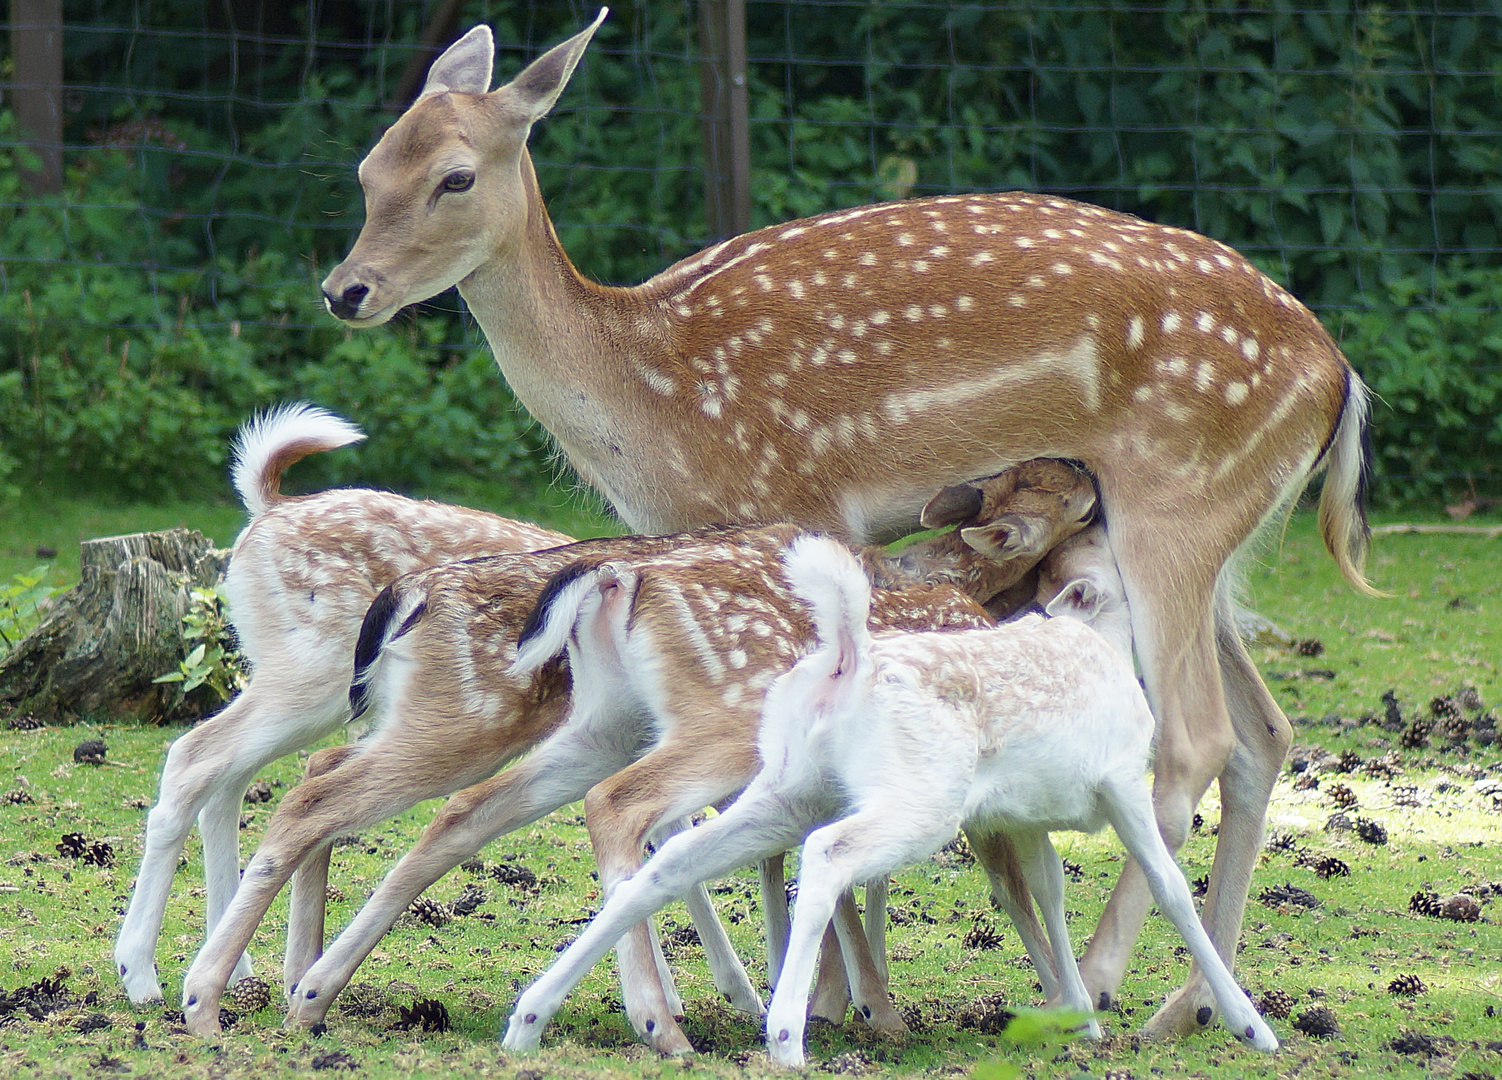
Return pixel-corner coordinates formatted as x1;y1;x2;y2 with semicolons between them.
0;529;230;724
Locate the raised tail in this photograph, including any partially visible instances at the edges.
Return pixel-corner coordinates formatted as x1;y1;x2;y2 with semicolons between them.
1316;372;1382;597
511;561;604;677
230;402;365;517
780;535;875;706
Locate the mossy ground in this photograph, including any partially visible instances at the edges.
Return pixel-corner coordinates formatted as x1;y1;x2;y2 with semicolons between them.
1;508;1500;1080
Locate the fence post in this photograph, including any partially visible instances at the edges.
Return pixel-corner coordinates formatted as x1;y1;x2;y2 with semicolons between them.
697;0;750;241
10;0;64;194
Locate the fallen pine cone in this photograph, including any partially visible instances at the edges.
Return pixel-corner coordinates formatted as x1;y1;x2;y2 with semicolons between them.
232;976;273;1012
1387;973;1426;997
1441;893;1482;923
72;739;107;766
1257;988;1295;1019
1354;817;1388;845
390;998;450;1033
1291;1005;1340;1038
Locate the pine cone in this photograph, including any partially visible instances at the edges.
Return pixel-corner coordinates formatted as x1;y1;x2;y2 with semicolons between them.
962;920;1004;950
1361;752;1404;779
1355;818;1388;845
72;739;107;765
243;780;275;804
1431;695;1462;721
448;883;487;917
1291;1005;1340;1038
390;998;450;1032
1191;874;1209;897
1387;973;1426;997
1293;772;1320;791
407;897;451;928
1326;782;1358;809
83;840;115;868
3;789;34;805
1408;890;1443;917
1333;749;1363;774
1399;718;1432;749
1265;831;1300;854
489;862;537;889
1258;882;1321;911
1257;988;1295;1019
1294;638;1324;657
1311;856;1349;879
232;976;273;1012
56;832;88;859
1457;686;1484;712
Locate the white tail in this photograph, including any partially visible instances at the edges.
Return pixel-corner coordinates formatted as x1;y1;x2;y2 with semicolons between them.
324;12;1375;1035
230;402;364;517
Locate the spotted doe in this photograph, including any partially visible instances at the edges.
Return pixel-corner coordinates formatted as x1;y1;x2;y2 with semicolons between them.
503;530;1279;1064
113;404;570;1007
322;10;1374;1036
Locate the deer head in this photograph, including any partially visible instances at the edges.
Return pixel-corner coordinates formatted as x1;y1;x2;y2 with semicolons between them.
321;10;608;324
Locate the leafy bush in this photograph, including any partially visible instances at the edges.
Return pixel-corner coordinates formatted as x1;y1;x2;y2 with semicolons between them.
1340;262;1502;503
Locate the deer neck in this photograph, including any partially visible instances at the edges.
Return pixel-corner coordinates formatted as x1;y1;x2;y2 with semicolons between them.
456;155;672;528
869;533;1028;609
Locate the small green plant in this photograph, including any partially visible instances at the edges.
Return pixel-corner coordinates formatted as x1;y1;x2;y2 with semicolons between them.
970;1008;1092;1080
0;565;55;657
152;584;247;702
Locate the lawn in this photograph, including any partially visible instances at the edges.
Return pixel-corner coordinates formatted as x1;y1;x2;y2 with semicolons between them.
0;496;1499;1080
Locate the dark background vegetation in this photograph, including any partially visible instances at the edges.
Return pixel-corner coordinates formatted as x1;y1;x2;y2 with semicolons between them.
2;0;1501;507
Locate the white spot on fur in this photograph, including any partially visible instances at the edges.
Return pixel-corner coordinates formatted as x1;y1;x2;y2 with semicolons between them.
1225;381;1249;406
1161;311;1181;334
1126;315;1145;350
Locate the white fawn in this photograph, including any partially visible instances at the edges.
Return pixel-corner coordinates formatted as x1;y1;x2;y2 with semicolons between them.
250;462;1093;1052
113;404;568;1006
321;9;1374;1036
502;530;1279;1064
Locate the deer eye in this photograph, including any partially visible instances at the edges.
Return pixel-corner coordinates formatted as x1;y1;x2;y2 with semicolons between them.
439;171;474;194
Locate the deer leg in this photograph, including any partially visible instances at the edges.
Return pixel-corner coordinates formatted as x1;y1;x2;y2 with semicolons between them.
1076;542;1234;1019
180;735;504;1037
1141;602;1291;1041
967;828;1059;1001
765;805;953;1069
830;890;907;1034
807;919;852;1022
282;744;361;995
115;693;290;1004
760;854;791;988
1009;829;1101;1039
672;826;764;1016
505;783;816;1053
581;735;761;1055
1101;773;1278;1050
287;718;642;1027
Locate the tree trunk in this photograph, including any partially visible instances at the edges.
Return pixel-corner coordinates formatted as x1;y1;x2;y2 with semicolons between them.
0;529;229;724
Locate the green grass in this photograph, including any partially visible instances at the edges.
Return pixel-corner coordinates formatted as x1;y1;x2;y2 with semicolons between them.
0;508;1500;1079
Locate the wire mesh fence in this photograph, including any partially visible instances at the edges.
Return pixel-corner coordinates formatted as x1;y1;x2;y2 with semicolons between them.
3;0;1501;504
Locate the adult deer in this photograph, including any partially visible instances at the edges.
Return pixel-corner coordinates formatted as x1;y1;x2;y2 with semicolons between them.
320;8;1375;1040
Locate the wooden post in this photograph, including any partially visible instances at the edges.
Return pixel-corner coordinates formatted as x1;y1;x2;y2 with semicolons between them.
9;0;64;194
697;0;750;241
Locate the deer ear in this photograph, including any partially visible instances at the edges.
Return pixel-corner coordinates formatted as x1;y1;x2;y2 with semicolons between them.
920;482;983;529
1044;577;1103;622
960;519;1028;559
502;7;608;123
421;25;495;99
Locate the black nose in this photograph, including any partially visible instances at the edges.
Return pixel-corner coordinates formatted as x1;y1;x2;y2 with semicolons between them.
325;283;369;320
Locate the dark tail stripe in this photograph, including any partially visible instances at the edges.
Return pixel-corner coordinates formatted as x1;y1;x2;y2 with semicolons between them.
516;560;595;654
350;585;403;720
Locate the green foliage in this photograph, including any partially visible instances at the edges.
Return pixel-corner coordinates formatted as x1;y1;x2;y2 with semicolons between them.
1341;261;1502;503
0;566;56;658
3;2;1500;505
971;1008;1091;1080
151;584;247;703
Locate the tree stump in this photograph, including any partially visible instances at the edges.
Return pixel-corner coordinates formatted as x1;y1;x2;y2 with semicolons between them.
0;529;230;724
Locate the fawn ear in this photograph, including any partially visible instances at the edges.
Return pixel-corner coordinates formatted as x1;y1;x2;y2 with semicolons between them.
960;517;1033;560
498;7;608;124
421;25;495;98
1044;577;1104;623
920;482;983;529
